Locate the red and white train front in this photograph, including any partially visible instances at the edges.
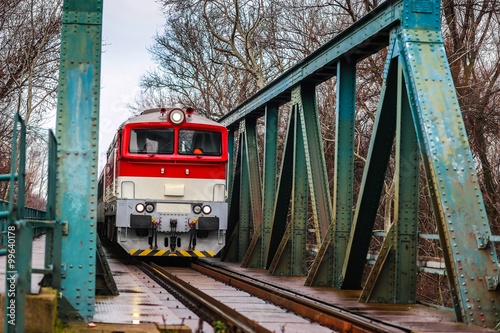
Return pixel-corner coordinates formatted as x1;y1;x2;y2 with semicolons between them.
98;107;228;257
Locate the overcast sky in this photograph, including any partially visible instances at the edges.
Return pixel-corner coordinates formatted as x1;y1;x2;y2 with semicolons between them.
99;0;164;170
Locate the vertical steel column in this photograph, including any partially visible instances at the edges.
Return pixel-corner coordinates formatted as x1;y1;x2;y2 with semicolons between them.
238;124;251;261
265;109;295;269
244;117;263;246
268;86;308;276
226;128;235;203
242;104;279;268
44;131;62;291
359;55;419;303
399;26;500;326
357;42;400;301
222;130;242;262
239;117;262;264
56;0;102;320
298;84;332;243
393;60;419;303
332;60;356;287
341;56;398;289
306;60;356;287
261;105;279;265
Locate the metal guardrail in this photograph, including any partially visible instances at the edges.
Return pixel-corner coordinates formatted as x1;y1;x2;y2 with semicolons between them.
0;200;47;246
1;113;62;333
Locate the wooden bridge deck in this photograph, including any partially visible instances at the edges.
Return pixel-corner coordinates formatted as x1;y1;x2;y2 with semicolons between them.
207;259;496;332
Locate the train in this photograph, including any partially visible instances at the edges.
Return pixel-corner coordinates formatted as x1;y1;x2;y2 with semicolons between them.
97;107;228;257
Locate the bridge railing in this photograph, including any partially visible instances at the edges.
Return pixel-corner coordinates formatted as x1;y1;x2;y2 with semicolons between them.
0;200;47;245
0;113;62;333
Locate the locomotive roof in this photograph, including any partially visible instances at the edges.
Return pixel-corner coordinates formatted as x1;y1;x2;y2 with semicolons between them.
119;107;225;129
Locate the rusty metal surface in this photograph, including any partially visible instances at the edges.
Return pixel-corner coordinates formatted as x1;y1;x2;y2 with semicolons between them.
193;261;408;333
149;264;334;333
201;258;496;332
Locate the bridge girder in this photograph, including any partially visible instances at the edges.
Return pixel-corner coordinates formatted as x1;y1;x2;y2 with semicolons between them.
56;0;102;321
222;0;500;329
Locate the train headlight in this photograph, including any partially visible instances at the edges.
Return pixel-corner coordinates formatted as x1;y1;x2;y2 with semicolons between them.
135;203;145;213
169;108;185;124
202;205;212;215
145;203;155;213
193;204;202;214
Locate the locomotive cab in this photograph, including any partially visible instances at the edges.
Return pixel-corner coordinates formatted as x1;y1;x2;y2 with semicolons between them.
97;107;228;257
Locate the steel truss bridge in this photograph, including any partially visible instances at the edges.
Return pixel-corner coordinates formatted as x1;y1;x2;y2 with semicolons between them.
1;0;499;331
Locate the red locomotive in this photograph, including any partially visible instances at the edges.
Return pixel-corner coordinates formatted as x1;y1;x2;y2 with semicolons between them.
97;107;228;257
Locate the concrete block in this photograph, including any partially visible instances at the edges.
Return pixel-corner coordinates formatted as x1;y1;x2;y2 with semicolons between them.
0;287;57;333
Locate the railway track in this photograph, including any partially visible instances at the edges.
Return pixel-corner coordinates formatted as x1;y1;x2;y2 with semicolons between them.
139;260;411;333
192;261;411;333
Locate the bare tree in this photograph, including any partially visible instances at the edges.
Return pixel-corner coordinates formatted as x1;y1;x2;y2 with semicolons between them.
0;0;62;206
142;1;245;118
442;0;500;229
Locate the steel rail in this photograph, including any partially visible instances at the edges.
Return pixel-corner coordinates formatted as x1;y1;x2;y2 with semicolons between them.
140;262;273;333
193;261;412;333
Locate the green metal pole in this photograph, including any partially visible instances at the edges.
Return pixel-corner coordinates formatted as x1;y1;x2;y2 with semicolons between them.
399;27;500;327
260;105;279;266
241;104;279;268
331;59;356;286
269;86;309;276
238;122;251;261
221;130;242;262
56;0;102;321
394;59;419;303
266;107;295;269
244;118;263;240
4;114;29;333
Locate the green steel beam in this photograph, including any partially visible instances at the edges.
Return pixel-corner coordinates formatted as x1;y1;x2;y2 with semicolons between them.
56;0;102;321
341;56;398;289
268;86;309;276
218;0;500;328
226;129;235;202
399;27;500;327
46;131;57;221
42;131;63;293
359;54;419;303
265;108;295;269
261;105;279;266
359;222;396;303
238;125;251;261
298;85;332;242
218;0;403;128
221;131;242;262
332;60;356;286
393;59;419;303
6;114;24;221
240;117;263;267
228;119;262;263
234;118;262;263
241;104;279;268
244;118;263;235
306;59;356;287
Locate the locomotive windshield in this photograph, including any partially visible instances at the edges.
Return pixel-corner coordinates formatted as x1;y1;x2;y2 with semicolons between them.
129;128;174;154
179;130;222;156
